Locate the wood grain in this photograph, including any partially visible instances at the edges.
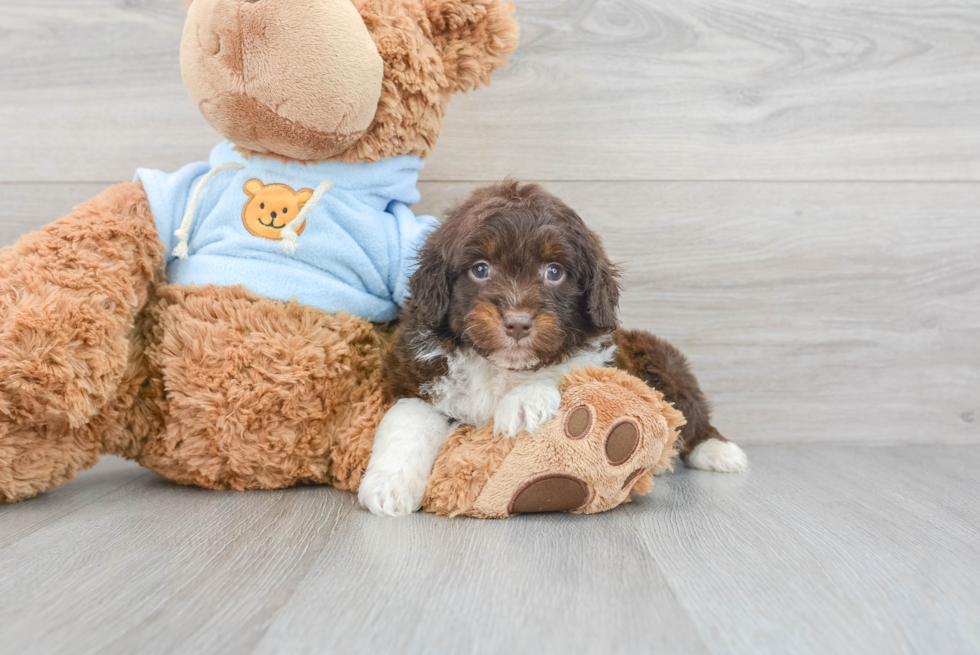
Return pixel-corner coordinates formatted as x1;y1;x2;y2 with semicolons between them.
1;447;978;655
248;504;709;655
0;456;154;550
1;0;978;182
627;444;980;655
433;0;980;181
0;470;356;655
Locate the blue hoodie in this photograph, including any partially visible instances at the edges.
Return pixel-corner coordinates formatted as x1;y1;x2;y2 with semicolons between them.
135;141;438;322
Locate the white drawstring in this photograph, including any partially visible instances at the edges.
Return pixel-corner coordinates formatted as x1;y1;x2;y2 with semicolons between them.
279;179;334;254
172;162;246;259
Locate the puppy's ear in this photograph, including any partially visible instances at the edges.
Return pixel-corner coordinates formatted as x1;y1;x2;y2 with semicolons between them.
426;0;520;93
555;198;622;331
409;241;453;331
586;234;621;331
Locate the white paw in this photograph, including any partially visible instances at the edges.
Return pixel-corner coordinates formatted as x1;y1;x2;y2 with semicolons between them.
685;438;749;473
493;384;562;438
357;465;428;517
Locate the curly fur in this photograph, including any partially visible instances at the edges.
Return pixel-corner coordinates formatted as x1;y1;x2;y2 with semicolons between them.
0;182;162;428
0;183;394;502
140;284;392;492
0;182;163;502
423;423;516;516
0;184;696;516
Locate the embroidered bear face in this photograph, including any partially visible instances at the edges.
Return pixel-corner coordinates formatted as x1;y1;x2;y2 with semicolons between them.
242;179;314;241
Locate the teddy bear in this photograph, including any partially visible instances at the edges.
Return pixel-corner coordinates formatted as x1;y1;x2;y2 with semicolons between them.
0;0;701;517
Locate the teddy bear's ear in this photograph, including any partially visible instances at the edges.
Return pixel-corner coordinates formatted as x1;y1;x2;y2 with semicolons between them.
244;179;264;198
426;0;520;93
296;189;315;207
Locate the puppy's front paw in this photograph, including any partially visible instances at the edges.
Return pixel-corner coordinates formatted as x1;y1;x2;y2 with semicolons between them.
358;466;428;517
493;384;562;438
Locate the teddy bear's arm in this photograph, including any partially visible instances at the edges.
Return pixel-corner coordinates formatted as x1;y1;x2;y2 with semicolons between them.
422;366;684;518
0;181;164;502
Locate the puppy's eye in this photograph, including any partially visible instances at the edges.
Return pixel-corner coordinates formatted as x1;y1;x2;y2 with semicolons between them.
544;264;564;283
470;261;491;281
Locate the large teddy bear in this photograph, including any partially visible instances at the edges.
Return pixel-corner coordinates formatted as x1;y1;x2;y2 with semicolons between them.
0;0;700;518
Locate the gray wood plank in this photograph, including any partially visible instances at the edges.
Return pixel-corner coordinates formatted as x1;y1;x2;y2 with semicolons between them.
434;0;980;182
0;455;154;549
1;445;978;655
0;0;220;184
3;181;978;446
1;1;978;182
0;468;356;655
248;505;709;655
626;444;980;655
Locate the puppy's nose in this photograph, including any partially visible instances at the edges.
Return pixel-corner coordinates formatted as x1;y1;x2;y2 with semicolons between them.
503;313;533;342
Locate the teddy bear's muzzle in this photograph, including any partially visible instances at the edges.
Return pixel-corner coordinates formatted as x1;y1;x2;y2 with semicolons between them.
181;0;385;161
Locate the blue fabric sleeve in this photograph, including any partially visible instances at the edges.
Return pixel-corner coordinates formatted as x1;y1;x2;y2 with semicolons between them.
389;202;439;307
134;161;211;262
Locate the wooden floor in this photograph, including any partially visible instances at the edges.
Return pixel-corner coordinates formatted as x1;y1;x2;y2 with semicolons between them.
1;0;978;653
0;446;978;655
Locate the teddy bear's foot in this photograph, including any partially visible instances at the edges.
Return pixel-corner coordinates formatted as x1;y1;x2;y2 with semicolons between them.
422;366;686;518
0;421;100;503
0;304;164;504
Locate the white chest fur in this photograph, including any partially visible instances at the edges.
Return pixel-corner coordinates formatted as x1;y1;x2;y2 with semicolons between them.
420;343;616;428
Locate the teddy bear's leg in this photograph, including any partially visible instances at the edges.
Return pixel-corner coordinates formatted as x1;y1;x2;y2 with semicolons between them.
0;182;164;502
137;283;390;493
422;367;686;518
614;329;749;473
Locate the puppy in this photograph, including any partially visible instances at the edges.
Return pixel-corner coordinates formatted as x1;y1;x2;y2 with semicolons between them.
358;181;747;516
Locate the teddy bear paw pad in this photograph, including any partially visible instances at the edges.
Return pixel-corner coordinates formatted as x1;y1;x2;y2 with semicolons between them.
468;372;679;519
508;474;590;514
564;405;593;439
605;418;640;465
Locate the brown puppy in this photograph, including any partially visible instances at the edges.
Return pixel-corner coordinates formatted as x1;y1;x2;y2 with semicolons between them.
359;181;746;516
